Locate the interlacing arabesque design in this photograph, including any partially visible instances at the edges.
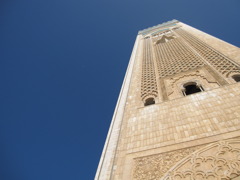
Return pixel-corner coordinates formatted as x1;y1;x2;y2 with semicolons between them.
141;38;158;101
162;139;240;180
133;145;203;180
175;29;240;78
153;33;204;78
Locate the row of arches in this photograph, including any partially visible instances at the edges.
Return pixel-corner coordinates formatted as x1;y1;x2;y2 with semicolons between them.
144;74;240;106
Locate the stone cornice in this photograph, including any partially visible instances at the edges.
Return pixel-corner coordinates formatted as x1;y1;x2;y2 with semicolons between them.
138;19;179;35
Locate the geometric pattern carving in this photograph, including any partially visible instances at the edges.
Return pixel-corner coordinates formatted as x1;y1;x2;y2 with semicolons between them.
141;38;158;101
176;28;240;78
162;138;240;180
133;145;204;180
153;33;205;78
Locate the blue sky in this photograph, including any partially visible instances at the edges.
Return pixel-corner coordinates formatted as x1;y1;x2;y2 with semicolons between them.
1;0;240;179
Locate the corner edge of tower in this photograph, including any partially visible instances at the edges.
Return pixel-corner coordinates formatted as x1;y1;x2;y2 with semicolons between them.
94;35;141;180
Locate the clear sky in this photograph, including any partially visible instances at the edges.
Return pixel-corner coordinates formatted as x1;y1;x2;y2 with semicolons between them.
1;0;240;179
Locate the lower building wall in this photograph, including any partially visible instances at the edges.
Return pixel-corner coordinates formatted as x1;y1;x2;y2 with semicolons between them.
112;82;240;179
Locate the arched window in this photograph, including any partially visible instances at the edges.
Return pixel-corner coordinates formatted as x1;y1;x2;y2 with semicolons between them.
232;74;240;82
144;97;155;106
182;82;204;96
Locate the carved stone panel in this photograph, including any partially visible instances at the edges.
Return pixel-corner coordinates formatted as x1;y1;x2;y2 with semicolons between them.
164;67;219;100
141;38;158;102
175;28;240;78
133;145;203;180
162;138;240;180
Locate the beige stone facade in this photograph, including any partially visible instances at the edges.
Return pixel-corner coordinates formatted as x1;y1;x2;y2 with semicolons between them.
95;20;240;180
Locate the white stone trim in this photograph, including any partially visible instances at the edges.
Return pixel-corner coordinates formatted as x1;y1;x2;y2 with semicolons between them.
94;35;141;180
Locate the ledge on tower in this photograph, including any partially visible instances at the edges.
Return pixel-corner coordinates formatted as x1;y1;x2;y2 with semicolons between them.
138;19;179;35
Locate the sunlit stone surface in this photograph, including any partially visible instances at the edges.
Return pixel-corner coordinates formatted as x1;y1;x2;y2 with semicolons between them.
95;20;240;180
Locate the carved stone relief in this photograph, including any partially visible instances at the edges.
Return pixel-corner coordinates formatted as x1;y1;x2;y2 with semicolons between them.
153;33;205;78
164;68;219;100
133;138;240;180
162;138;240;180
141;38;158;102
175;28;240;78
133;145;204;180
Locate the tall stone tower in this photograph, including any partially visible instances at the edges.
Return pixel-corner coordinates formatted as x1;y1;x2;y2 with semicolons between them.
95;20;240;180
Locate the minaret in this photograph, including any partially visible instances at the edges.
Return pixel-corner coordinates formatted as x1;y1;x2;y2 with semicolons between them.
95;20;240;180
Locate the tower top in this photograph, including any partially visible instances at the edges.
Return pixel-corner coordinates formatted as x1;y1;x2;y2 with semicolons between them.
138;19;179;35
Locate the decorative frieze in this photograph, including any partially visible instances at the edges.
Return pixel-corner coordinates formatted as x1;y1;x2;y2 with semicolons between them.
141;38;158;102
153;32;204;78
162;138;240;180
133;138;240;180
175;28;240;78
133;145;203;180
